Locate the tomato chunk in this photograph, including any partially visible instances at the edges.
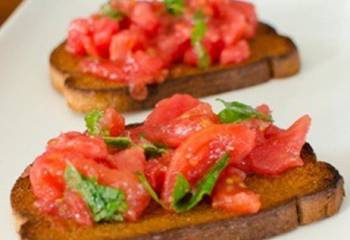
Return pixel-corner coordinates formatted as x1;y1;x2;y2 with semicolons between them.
212;166;260;214
161;124;256;205
58;191;93;225
247;115;311;175
99;108;125;136
107;146;145;173
30;149;150;222
47;132;108;160
145;103;218;147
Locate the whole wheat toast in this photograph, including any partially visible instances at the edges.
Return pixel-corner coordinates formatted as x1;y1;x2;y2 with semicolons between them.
11;143;344;240
49;23;300;113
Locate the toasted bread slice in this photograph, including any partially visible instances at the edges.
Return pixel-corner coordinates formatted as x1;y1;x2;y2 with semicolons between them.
50;23;300;113
11;144;344;240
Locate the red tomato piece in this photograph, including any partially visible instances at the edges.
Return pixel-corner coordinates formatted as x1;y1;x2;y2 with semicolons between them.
92;17;119;58
80;59;127;82
30;150;150;222
220;40;250;65
99;108;125;136
144;94;200;129
212;166;260;214
66;18;90;56
58;191;93;225
144;152;172;193
131;3;159;34
109;28;146;61
146;103;218;147
47;132;108;160
106;146;145;173
247;115;311;175
161;124;256;206
230;1;257;38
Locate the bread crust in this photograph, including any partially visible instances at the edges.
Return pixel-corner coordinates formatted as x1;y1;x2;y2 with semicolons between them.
49;23;301;113
11;144;344;240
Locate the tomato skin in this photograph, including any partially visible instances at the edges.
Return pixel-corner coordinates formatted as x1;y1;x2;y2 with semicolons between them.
47;132;108;160
30;148;150;222
131;3;159;34
58;191;93;225
220;40;250;65
145;103;218;147
161;124;256;206
144;94;200;127
109;28;146;61
107;146;145;173
247;115;311;176
99;108;125;136
212;165;260;214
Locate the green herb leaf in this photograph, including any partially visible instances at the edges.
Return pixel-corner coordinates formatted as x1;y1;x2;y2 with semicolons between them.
217;99;273;123
143;143;167;158
101;3;124;20
172;153;230;212
85;110;104;136
103;136;132;148
191;11;210;69
64;165;128;222
135;171;165;207
164;0;184;15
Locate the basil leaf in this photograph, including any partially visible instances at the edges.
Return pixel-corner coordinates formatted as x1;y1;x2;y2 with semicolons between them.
191;11;210;69
143;143;167;158
101;3;124;20
164;0;184;15
135;171;165;207
217;99;273;123
64;165;128;222
85;110;104;136
103;136;132;148
172;153;230;212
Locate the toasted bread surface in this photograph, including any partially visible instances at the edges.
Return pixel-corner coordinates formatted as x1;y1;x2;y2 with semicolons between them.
11;144;344;240
49;23;300;113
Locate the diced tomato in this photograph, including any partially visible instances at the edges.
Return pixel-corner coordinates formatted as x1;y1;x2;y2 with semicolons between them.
220;10;247;46
66;18;90;56
220;40;250;65
109;28;146;61
58;191;93;225
107;146;145;173
99;108;125;136
144;152;172;193
30;149;150;221
131;3;159;34
246;115;311;175
92;17;119;58
145;103;218;147
144;94;200;128
47;132;108;160
212;166;260;214
231;1;257;38
161;124;256;206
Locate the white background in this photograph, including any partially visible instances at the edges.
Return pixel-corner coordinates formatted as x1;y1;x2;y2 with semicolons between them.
0;0;349;239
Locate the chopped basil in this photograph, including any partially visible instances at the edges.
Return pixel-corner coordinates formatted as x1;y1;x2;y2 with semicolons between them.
172;153;230;212
191;11;210;69
164;0;184;15
143;143;167;158
101;3;124;20
135;171;165;207
217;99;273;124
64;165;127;222
85;110;104;136
103;136;132;148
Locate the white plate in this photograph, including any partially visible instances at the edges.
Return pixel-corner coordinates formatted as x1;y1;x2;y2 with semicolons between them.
0;0;349;239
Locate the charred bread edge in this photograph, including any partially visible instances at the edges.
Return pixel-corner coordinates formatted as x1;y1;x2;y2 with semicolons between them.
11;144;344;240
49;22;301;113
